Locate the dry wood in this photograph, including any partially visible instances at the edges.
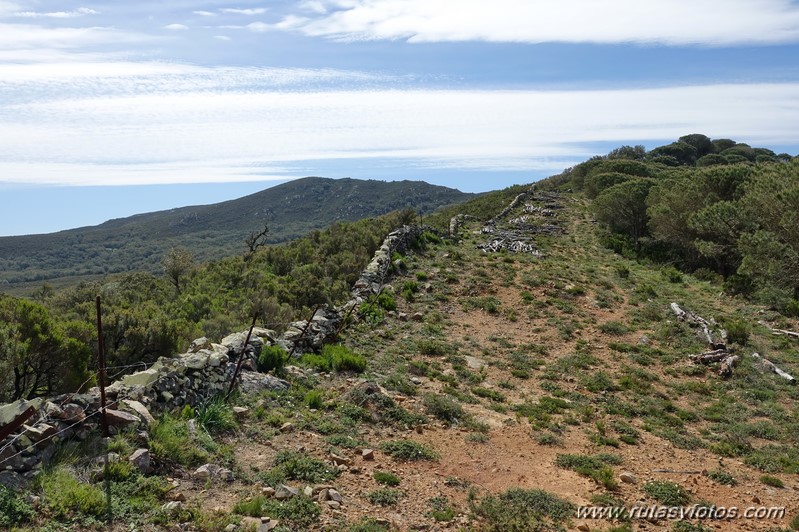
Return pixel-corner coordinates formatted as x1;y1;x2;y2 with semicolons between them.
689;349;730;364
758;321;799;340
670;303;727;346
719;355;739;378
752;353;796;384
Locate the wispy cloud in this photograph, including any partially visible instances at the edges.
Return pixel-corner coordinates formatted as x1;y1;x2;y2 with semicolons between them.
0;67;796;186
164;23;189;30
14;7;99;18
220;7;267;15
193;10;215;17
280;0;799;46
0;22;155;51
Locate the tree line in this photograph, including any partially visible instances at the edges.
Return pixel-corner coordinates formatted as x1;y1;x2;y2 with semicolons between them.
548;134;799;315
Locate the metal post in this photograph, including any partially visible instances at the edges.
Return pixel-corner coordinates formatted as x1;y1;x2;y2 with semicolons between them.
95;296;112;523
287;305;321;360
95;297;109;439
226;315;258;400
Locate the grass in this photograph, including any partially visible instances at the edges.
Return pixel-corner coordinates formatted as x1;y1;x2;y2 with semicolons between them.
643;480;691;505
423;393;466;423
471;488;575;531
706;469;737;486
39;466;106;519
373;471;401;486
259;450;340;486
193;395;238;435
149;415;210;467
234;494;321;528
379;440;439;461
302;344;368;373
555;453;622;490
0;485;34;527
367;488;402;506
759;475;785;488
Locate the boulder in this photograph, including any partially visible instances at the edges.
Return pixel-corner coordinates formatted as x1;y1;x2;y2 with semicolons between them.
275;484;299;500
120;400;155;427
105;409;141;427
0;471;28;491
129;448;152;474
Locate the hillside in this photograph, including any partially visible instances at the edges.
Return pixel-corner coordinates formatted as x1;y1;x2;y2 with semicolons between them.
0;177;474;290
2;176;798;531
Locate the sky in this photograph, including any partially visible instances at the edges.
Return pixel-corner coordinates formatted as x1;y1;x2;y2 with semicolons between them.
1;1;799;236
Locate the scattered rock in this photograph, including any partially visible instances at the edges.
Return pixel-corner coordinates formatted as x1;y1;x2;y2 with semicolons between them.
412;312;424;322
161;501;183;514
193;463;233;483
129;448;152;474
362;448;375;460
330;453;351;466
620;472;638;484
261;486;276;498
326;500;341;509
121;400;156;426
232;406;249;418
104;408;141;427
327;488;343;503
275;484;299;500
0;471;29;491
576;524;591;532
279;422;295;433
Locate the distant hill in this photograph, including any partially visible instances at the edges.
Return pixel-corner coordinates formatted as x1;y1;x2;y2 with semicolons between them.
0;177;474;289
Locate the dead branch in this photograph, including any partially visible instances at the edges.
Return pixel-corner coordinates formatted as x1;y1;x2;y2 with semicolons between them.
689;349;730;364
670;303;727;347
758;321;799;340
752;353;796;385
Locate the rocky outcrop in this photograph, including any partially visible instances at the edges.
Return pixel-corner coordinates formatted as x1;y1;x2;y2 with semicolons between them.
351;225;428;301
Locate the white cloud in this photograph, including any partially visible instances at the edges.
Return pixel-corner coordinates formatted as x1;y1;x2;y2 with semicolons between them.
164;23;189;30
220;7;267;15
193;10;215;16
299;1;328;14
0;23;155;50
214;35;231;41
280;0;799;46
14;7;99;18
0;77;797;186
246;21;269;32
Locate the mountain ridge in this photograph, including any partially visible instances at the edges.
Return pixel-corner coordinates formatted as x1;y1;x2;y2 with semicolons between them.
0;177;474;289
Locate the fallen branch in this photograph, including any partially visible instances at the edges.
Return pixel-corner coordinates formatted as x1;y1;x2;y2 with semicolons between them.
752;353;796;385
670;303;727;347
758;321;799;340
689;349;729;364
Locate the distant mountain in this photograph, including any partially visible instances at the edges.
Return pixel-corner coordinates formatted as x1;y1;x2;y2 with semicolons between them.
0;177;474;289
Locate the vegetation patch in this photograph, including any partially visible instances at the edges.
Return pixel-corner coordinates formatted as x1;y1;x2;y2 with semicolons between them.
471;487;575;531
379;440;439;461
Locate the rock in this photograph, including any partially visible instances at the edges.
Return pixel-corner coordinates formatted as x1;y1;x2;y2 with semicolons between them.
412;312;424;322
193;463;233;483
619;472;638;484
576;524;590;532
257;520;279;532
275;484;299;500
261;486;276;498
327;488;343;503
129;448;152;474
0;471;29;491
168;491;187;502
225;524;238;532
237;372;290;396
330;453;351;466
326;500;341;509
189;337;212;353
279;422;294;433
161;501;183;514
303;486;314;497
752;495;761;504
24;423;57;448
121;399;155;426
105;408;141;427
317;488;330;502
232;406;249;418
463;355;486;370
362;448;375;460
0;399;43;427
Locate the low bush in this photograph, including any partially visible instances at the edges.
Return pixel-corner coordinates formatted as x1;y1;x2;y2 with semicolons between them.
643;480;691;505
367;488;402;506
373;471;401;486
471;488;575;531
379;439;439;461
257;344;287;374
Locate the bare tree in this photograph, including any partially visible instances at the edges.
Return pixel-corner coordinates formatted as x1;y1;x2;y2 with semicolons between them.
244;222;270;261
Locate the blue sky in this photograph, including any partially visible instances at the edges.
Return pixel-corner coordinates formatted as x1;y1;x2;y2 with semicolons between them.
1;0;799;236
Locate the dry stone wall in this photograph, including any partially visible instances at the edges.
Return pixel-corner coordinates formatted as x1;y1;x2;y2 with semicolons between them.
0;223;433;483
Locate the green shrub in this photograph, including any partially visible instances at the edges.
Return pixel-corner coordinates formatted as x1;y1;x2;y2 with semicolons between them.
260;450;340;485
303;345;368;373
373;471;400;486
367;488;402;506
556;454;622;490
257;344;287;373
375;292;397;311
416;339;450;356
149;415;209;466
725;319;750;346
40;467;106;518
235;495;321;528
305;389;325;409
380;440;439;461
0;485;34;527
643;480;691;505
759;475;784;488
472;387;506;403
423;393;465;423
599;321;629;336
349;517;391;531
706;469;737;486
472;488;575;531
194;395;238;435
